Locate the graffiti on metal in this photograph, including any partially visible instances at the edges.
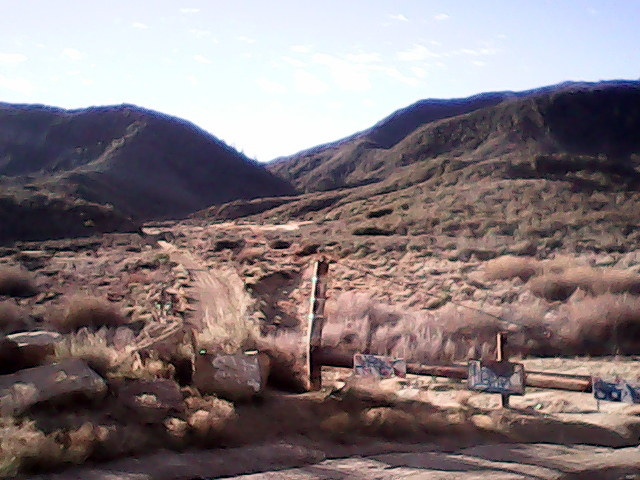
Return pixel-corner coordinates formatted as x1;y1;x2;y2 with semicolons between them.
468;360;525;395
593;377;640;404
354;354;407;379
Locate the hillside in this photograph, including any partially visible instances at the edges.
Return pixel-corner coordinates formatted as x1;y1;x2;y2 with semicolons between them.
199;81;640;254
268;81;640;193
0;103;295;242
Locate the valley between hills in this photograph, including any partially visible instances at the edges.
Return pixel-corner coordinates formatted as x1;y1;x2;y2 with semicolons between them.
2;80;640;478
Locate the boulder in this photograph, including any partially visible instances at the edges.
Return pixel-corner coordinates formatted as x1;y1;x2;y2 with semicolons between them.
193;351;270;402
117;379;183;423
5;330;63;367
0;336;21;375
0;358;107;416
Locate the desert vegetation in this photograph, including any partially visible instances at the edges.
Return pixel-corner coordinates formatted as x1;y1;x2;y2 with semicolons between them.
2;82;640;477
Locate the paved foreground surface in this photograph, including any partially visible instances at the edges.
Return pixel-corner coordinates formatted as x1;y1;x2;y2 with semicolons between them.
231;444;640;480
33;441;640;480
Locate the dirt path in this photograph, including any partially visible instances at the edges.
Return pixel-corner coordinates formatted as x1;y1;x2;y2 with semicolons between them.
32;440;640;480
229;443;640;480
158;240;253;352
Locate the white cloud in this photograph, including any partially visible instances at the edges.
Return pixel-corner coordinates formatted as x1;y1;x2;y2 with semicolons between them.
497;33;507;39
291;45;312;54
363;98;376;107
256;77;287;94
345;52;381;63
237;36;256;44
397;44;439;61
194;54;212;64
327;101;343;110
587;7;598;15
411;66;427;78
294;69;329;95
383;67;420;87
313;53;371;92
434;13;450;21
132;22;150;29
282;56;307;68
62;48;83;60
0;52;27;66
473;60;485;67
189;28;212;37
389;13;408;21
180;8;200;13
0;74;37;95
186;75;199;86
461;48;478;56
480;47;499;55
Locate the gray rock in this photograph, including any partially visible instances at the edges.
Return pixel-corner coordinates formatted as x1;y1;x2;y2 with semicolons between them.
0;359;107;416
193;351;270;402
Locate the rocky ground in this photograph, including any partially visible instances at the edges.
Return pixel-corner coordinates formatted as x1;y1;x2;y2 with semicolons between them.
1;219;640;478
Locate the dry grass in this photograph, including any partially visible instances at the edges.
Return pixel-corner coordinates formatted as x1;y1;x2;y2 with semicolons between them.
0;417;63;477
528;267;640;301
195;268;257;355
0;417;116;477
52;328;175;380
528;274;578;302
57;296;127;333
323;291;565;362
560;294;640;355
0;266;37;298
0;300;30;335
483;255;541;282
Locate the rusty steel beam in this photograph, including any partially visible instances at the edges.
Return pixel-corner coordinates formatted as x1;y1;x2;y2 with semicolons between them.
306;259;330;390
313;348;593;392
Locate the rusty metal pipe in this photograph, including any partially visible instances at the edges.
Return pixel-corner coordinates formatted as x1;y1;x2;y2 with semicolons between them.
313;348;592;392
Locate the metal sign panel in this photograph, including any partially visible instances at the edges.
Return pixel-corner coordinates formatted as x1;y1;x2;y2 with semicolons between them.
354;354;407;379
593;377;640;404
468;360;525;396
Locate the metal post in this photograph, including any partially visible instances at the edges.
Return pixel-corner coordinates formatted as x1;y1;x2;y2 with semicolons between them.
496;332;509;408
307;259;330;390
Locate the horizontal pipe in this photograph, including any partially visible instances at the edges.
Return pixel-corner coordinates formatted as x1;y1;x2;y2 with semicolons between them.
313;348;592;393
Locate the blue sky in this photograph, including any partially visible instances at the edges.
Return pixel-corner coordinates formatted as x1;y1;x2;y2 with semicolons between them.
0;1;638;161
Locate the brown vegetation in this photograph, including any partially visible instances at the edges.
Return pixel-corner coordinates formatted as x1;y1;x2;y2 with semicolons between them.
57;296;127;333
0;266;37;298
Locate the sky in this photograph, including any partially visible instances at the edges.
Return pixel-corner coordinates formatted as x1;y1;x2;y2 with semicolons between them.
0;1;639;161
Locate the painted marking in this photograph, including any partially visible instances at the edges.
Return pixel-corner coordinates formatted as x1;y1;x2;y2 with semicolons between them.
354;354;407;379
468;360;525;396
593;377;640;404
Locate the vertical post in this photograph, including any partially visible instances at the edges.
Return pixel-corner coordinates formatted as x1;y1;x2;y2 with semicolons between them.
307;259;329;390
496;332;509;408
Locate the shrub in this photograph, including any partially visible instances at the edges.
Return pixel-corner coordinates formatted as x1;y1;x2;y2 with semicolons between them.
0;266;37;298
58;296;126;333
0;300;30;335
53;328;175;380
528;274;578;302
0;418;64;476
483;255;541;282
561;294;640;355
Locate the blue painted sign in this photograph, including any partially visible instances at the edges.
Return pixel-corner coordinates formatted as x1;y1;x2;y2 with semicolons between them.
593;377;640;404
468;360;525;395
354;354;407;379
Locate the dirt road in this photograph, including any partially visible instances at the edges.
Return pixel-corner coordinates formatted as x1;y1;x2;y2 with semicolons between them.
32;440;640;480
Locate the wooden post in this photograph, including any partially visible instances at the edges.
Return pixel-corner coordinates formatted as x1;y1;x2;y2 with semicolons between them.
496;332;509;407
306;259;330;390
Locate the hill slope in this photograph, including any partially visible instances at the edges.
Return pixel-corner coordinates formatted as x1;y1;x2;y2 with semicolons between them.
0;103;296;242
268;81;640;193
198;81;640;255
0;103;296;217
